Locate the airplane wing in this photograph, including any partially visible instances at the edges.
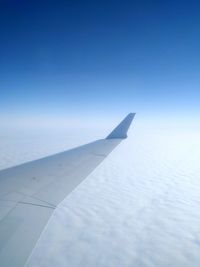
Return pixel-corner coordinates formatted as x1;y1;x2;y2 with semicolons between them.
0;113;135;267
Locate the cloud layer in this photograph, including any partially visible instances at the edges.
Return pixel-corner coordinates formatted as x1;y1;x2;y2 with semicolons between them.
1;120;200;267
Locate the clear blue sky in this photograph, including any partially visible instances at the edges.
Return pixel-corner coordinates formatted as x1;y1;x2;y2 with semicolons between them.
1;0;200;120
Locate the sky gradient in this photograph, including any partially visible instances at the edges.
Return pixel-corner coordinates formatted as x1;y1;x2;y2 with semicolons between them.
1;0;200;123
1;3;200;266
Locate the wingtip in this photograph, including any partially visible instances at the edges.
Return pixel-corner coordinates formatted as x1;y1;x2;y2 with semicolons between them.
127;112;136;119
106;112;136;139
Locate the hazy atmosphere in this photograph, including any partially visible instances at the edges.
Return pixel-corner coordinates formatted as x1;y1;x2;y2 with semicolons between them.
0;1;200;266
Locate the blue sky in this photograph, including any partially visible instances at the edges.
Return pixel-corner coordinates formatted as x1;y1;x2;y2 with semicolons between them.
0;0;200;122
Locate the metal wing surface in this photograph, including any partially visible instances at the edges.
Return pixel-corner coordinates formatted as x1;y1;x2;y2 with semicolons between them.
0;113;135;266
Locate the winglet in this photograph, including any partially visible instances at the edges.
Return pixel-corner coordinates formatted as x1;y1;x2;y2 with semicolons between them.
106;113;136;139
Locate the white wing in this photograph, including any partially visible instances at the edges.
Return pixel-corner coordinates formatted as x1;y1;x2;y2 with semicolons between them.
0;113;135;267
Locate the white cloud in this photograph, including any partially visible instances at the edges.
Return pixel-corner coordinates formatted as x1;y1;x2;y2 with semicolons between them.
1;120;200;267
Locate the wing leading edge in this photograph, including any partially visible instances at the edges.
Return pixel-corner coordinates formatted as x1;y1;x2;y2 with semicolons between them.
0;113;135;267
